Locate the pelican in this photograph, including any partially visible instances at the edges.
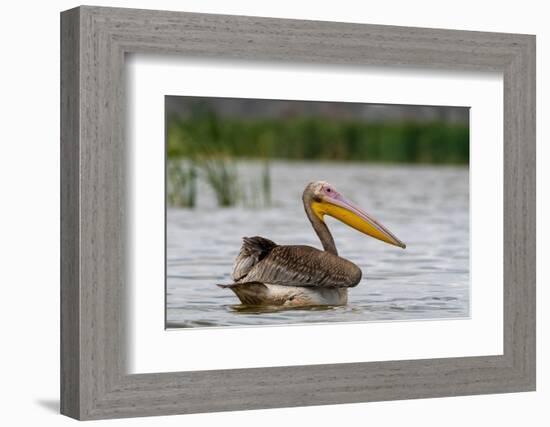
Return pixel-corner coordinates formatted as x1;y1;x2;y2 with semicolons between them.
218;181;406;307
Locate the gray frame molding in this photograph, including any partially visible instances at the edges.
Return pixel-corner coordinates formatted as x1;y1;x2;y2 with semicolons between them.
60;5;536;420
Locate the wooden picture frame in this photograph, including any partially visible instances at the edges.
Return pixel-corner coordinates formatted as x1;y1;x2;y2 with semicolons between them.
60;5;536;420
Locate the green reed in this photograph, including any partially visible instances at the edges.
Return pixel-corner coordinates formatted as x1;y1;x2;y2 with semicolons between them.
199;156;240;207
261;161;271;206
167;114;469;165
167;160;197;208
240;162;271;209
167;157;272;209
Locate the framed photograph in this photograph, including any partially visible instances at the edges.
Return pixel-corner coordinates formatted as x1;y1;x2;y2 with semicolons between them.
60;6;536;420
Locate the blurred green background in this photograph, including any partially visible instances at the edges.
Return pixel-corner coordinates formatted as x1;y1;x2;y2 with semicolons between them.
165;97;469;208
167;97;469;164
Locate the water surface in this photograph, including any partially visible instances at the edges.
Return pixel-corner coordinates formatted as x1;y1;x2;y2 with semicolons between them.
167;162;469;328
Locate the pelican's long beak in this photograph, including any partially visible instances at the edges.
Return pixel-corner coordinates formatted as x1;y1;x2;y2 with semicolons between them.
312;194;406;249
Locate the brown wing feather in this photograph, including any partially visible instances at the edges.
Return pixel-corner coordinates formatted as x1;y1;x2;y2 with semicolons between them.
232;236;277;281
239;245;362;288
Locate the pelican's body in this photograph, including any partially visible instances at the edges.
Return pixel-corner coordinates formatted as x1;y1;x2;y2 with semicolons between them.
219;181;405;307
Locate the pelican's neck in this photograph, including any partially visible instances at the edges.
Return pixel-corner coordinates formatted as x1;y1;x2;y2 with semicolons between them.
303;200;338;256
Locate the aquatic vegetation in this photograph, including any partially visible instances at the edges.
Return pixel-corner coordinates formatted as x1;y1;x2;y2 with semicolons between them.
242;161;272;208
165;108;468;209
166;160;197;207
167;156;273;209
199;156;240;207
167;113;469;165
261;161;271;206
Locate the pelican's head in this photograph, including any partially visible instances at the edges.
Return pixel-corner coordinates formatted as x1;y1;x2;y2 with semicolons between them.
303;181;406;249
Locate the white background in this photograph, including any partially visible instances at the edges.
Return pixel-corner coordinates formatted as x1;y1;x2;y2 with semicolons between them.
0;1;546;426
128;57;503;373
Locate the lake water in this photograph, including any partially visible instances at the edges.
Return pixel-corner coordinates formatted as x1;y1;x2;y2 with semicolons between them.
166;161;469;328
